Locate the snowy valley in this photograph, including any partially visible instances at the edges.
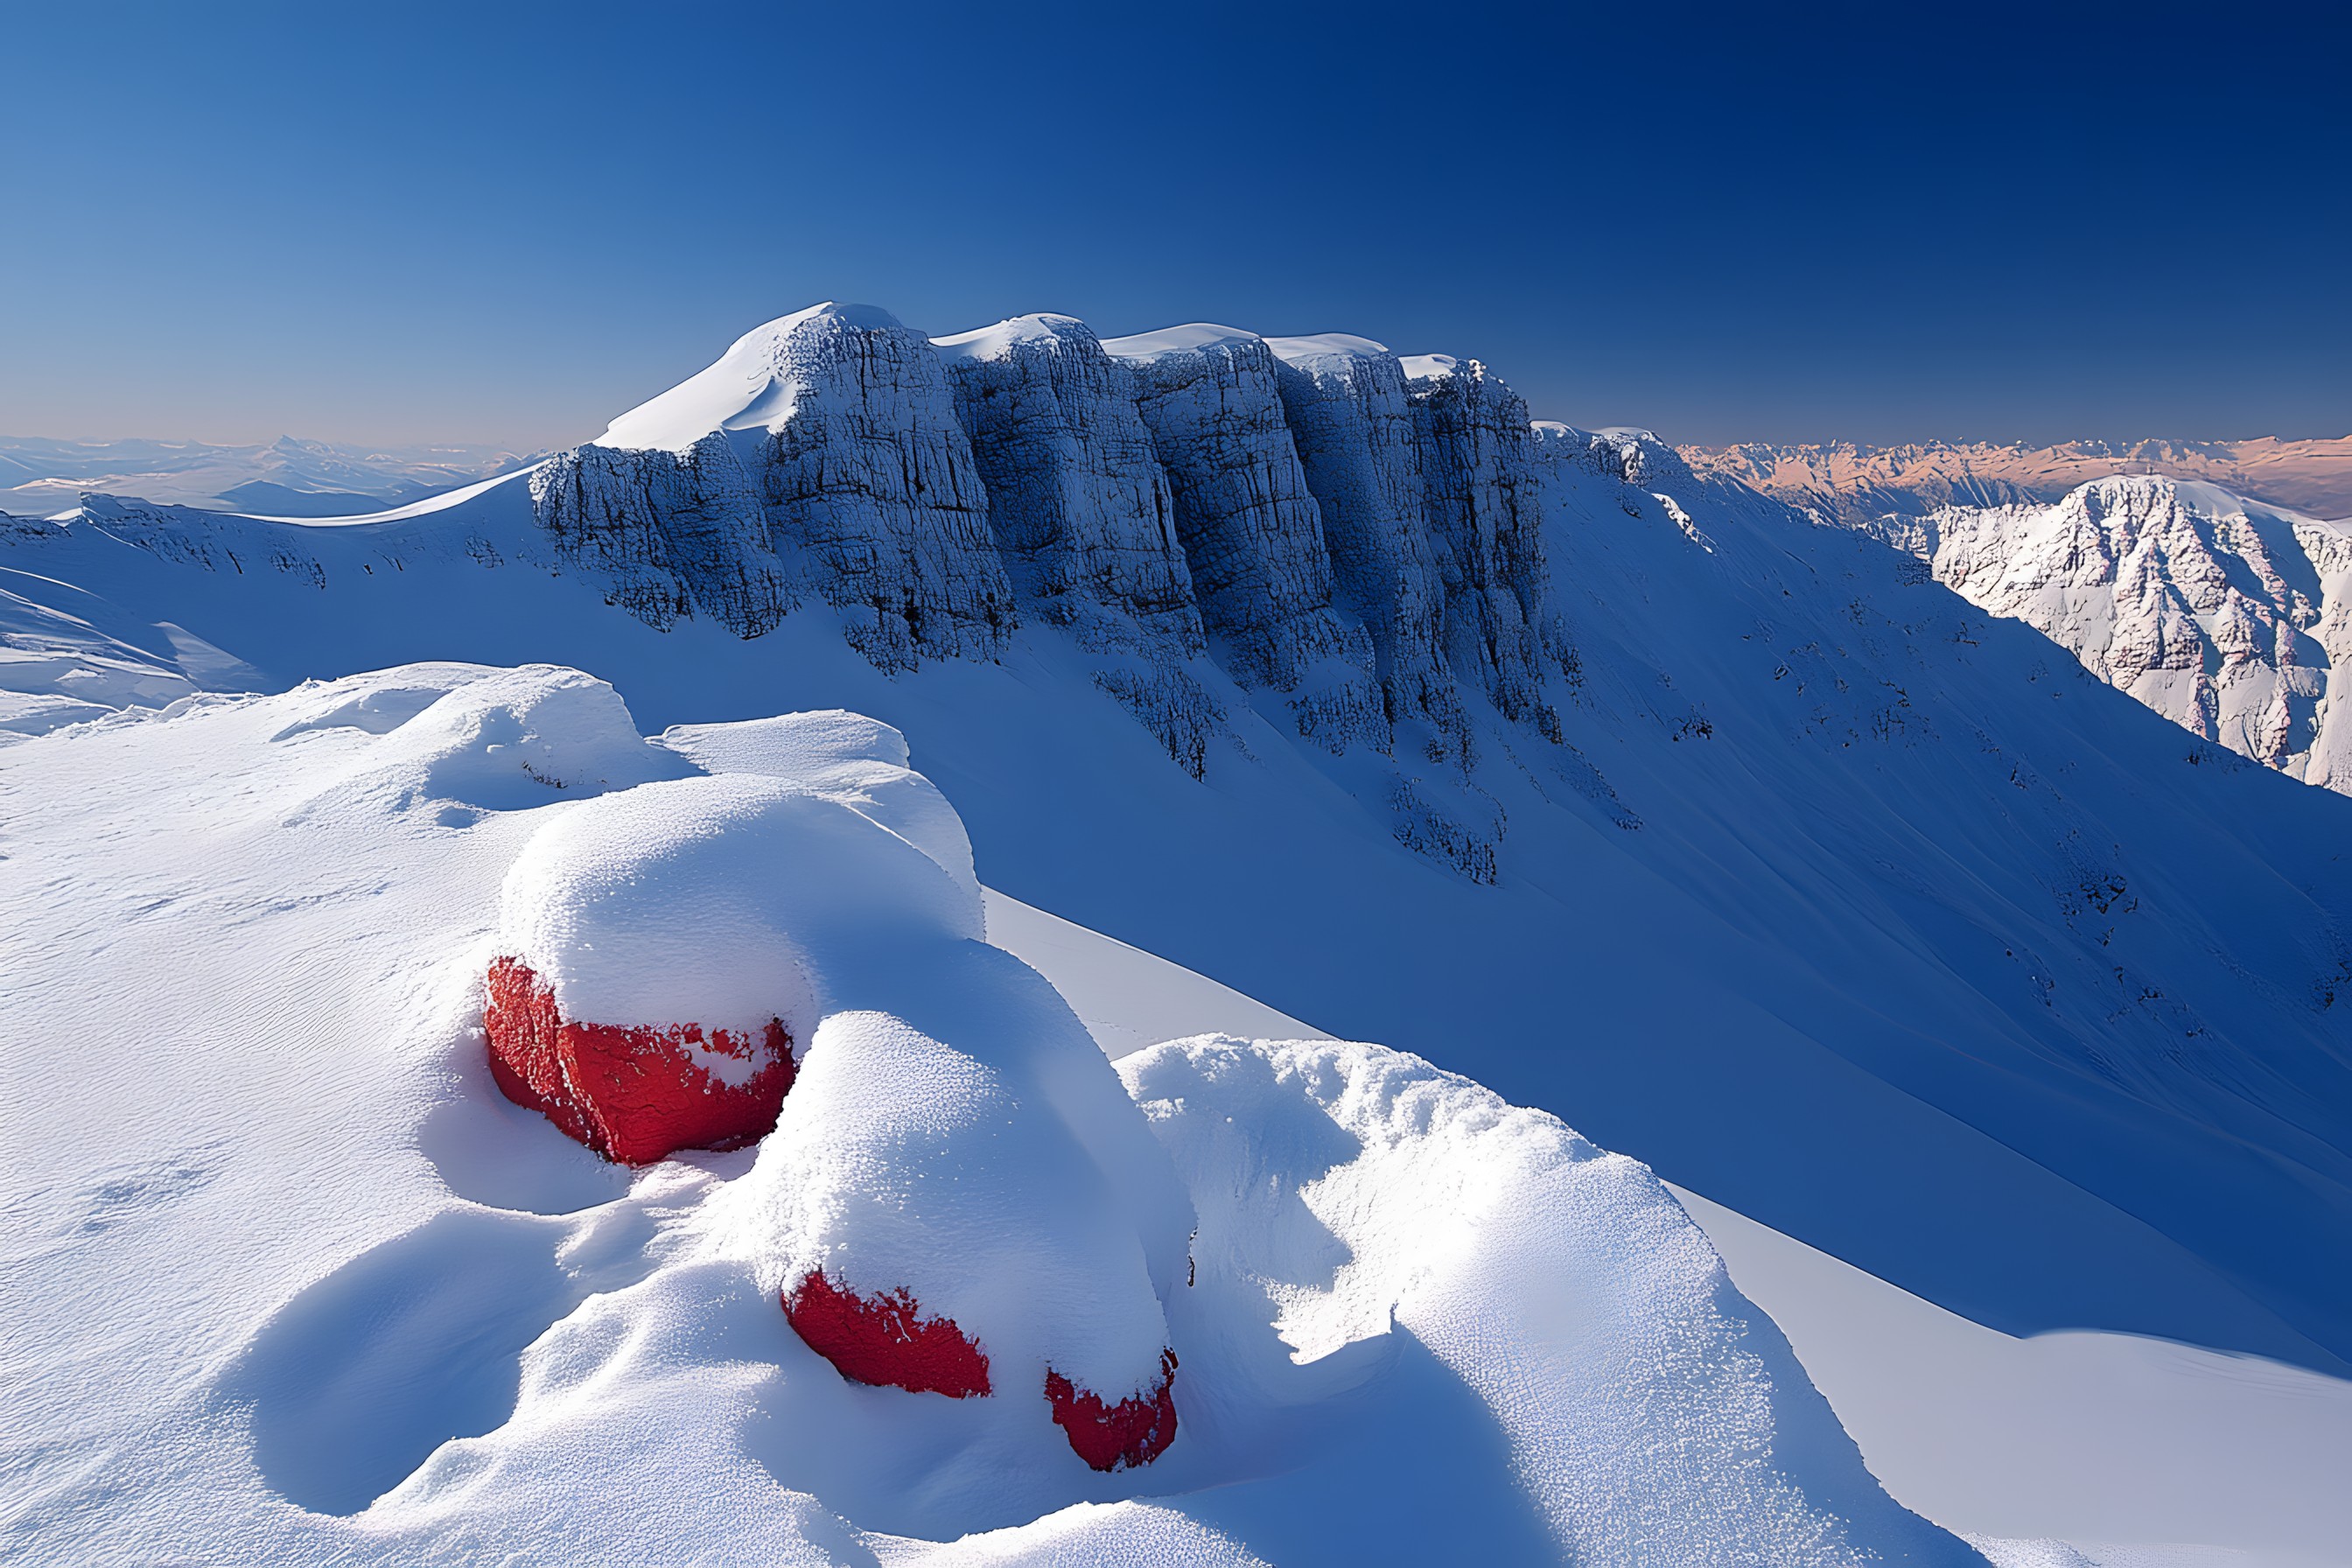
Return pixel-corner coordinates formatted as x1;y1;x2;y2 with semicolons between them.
6;304;2352;1567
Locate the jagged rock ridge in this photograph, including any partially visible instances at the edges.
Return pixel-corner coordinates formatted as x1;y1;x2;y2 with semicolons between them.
1871;474;2352;790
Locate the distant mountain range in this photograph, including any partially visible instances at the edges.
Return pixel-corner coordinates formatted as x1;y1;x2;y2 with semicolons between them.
0;433;532;515
1683;436;2352;525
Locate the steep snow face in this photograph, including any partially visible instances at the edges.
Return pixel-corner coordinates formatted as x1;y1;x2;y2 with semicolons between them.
0;661;1977;1564
932;315;1201;656
1888;476;2352;788
579;303;1012;672
1102;326;1386;751
1404;355;1558;738
1264;335;1464;761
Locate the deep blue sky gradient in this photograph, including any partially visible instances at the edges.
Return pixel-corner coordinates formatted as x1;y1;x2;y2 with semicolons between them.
4;0;2346;448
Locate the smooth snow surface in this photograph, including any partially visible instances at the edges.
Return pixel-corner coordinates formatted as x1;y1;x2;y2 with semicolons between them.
0;662;1973;1564
1096;324;1264;360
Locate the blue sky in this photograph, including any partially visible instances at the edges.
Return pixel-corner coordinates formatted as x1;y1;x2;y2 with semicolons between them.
4;0;2345;449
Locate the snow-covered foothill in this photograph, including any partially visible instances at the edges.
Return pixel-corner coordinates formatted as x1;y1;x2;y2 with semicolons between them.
933;314;1201;657
1681;433;2352;532
0;659;1984;1564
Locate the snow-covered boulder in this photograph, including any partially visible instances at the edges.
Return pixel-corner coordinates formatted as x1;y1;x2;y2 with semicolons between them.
484;777;827;1164
933;314;1203;657
582;303;1014;672
1401;354;1558;738
720;989;1192;1471
1103;326;1387;752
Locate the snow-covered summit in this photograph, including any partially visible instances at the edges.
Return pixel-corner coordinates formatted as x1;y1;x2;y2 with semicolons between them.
598;302;910;452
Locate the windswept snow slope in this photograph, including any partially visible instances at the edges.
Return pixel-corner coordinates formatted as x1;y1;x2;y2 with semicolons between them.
993;887;2352;1568
4;306;2351;1401
0;663;1975;1565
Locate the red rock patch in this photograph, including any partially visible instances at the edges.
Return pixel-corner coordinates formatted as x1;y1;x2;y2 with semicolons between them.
1046;1349;1179;1470
785;1269;993;1397
484;956;794;1166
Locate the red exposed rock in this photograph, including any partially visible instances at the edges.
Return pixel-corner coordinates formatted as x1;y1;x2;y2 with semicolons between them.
784;1269;993;1398
1046;1349;1179;1470
483;956;793;1166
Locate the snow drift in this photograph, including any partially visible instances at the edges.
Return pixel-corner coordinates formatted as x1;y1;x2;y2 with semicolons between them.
0;662;1976;1564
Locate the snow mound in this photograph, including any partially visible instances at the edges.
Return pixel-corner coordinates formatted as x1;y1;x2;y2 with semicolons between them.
1261;332;1395;369
658;710;979;906
1125;1035;1974;1564
930;312;1092;362
496;771;972;1040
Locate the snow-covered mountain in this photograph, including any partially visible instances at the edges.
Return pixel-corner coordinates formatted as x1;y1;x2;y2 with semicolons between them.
1684;435;2352;527
1845;475;2352;790
7;303;2352;1564
0;432;530;514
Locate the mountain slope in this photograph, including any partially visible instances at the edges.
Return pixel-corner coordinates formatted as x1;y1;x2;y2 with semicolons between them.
4;305;2350;1394
1841;475;2352;792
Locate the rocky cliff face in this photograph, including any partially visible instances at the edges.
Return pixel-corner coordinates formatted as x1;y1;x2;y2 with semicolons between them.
511;304;1623;875
1101;326;1386;754
529;435;788;636
1265;335;1466;764
1404;355;1558;740
1900;476;2352;786
570;303;1012;673
732;307;1012;673
932;315;1200;657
